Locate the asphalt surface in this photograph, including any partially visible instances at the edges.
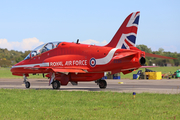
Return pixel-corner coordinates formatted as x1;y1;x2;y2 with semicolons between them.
0;78;180;94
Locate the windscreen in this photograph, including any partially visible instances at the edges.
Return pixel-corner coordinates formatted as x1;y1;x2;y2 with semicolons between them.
24;42;61;60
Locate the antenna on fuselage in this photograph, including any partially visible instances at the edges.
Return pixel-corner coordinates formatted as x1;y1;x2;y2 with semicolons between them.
76;39;79;44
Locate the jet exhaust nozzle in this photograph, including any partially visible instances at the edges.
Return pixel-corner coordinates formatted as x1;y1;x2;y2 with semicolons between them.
139;57;146;65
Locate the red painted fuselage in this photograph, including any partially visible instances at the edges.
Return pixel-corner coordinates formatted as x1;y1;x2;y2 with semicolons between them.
11;11;146;88
11;42;145;83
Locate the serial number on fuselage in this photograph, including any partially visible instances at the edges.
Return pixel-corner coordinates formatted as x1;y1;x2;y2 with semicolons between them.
50;60;88;67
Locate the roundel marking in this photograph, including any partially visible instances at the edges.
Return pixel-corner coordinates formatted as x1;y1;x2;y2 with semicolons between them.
89;58;96;67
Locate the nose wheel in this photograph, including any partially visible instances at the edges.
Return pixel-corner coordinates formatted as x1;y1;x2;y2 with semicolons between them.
23;75;30;88
25;81;30;88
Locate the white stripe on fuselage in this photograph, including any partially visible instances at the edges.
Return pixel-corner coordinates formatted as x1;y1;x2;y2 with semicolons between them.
12;62;49;68
96;48;118;65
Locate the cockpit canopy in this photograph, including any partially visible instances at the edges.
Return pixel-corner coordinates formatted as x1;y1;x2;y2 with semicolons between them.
24;42;61;60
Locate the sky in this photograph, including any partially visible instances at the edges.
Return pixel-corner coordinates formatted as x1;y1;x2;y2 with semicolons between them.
0;0;180;53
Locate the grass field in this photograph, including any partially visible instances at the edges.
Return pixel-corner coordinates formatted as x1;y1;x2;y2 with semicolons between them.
0;89;180;120
1;67;180;119
1;66;179;79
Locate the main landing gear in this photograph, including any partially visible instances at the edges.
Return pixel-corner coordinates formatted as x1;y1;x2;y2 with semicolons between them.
49;73;61;89
96;79;107;89
52;80;61;89
23;75;30;88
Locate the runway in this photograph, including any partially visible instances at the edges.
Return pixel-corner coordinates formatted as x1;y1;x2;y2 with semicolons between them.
0;78;180;94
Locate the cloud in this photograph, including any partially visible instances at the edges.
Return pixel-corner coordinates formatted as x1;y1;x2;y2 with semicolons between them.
101;40;108;45
81;39;107;46
0;38;108;52
0;38;44;52
0;39;13;50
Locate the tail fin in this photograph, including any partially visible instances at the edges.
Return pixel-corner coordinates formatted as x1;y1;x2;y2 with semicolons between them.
105;11;140;49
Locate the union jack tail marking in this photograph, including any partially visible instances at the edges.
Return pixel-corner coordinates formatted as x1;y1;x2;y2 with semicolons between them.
106;11;140;49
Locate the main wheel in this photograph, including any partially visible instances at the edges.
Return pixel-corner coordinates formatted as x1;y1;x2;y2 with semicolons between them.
99;80;107;89
52;80;60;89
25;81;30;88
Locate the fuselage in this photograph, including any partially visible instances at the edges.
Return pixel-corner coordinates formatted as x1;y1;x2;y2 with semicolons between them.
11;41;145;78
10;11;144;88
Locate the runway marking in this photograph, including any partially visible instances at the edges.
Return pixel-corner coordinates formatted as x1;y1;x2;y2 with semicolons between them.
118;82;124;84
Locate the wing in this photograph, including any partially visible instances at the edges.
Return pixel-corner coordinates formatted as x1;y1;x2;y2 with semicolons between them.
145;52;176;59
24;66;88;74
51;68;87;74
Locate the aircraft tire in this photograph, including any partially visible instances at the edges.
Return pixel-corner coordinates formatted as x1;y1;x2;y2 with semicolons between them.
52;80;60;89
25;81;30;88
99;80;107;89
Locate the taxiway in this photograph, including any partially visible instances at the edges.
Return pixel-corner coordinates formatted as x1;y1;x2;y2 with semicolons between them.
0;78;180;94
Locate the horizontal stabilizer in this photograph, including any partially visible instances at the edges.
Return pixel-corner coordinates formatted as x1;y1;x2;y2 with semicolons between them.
113;51;137;60
140;66;157;68
145;52;176;59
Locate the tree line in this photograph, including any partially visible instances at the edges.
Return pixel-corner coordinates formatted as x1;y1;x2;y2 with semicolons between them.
0;44;180;67
0;48;30;67
136;45;180;66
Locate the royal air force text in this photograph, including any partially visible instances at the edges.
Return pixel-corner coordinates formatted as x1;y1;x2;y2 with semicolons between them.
50;60;87;67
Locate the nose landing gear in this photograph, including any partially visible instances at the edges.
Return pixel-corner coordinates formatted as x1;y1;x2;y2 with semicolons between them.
23;75;30;88
25;81;30;88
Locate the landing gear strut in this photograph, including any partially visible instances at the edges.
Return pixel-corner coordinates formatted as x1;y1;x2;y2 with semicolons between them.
23;75;30;88
96;79;107;89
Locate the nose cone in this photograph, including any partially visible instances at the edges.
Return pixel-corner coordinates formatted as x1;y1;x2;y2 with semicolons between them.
10;60;25;73
10;65;15;73
11;63;18;73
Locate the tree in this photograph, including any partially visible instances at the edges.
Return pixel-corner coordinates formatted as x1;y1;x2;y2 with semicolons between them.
158;48;164;55
136;44;152;53
0;60;11;67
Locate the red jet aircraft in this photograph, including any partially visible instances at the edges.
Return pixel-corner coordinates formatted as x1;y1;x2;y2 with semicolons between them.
10;11;174;89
